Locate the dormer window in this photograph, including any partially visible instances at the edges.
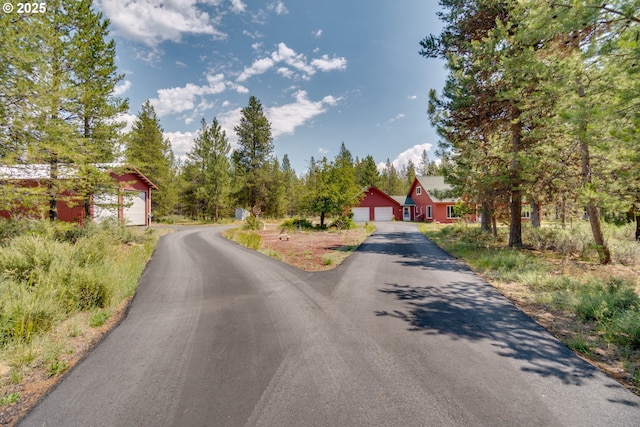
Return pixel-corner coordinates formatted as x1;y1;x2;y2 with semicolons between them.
416;186;422;195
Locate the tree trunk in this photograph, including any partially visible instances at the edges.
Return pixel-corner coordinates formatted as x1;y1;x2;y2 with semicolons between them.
49;159;58;221
509;189;523;248
636;212;640;242
320;211;326;228
576;78;611;264
531;202;541;227
509;119;523;248
481;199;492;233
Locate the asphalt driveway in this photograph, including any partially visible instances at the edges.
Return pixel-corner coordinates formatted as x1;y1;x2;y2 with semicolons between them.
19;222;640;426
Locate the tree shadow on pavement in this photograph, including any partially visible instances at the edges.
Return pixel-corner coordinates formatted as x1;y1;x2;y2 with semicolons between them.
357;231;471;272
375;281;629;392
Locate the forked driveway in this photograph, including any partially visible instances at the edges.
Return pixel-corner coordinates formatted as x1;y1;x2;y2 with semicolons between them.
20;223;640;426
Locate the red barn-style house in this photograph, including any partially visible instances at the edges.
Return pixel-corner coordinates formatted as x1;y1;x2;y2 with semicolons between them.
0;163;157;226
353;176;540;224
353;176;476;223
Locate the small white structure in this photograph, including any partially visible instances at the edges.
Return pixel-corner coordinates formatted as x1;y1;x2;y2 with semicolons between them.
235;208;250;221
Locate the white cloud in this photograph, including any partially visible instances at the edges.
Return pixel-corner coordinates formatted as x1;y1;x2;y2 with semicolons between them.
386;113;406;126
236;42;347;82
229;0;246;13
184;91;340;153
134;47;163;65
408;95;417;100
113;80;132;96
165;131;196;160
311;55;347;72
377;143;433;171
277;67;294;79
266;90;340;137
237;57;275;82
98;0;227;47
150;73;228;116
269;1;288;15
217;107;244;148
312;29;323;38
116;112;138;134
232;83;250;94
243;30;264;39
272;43;315;76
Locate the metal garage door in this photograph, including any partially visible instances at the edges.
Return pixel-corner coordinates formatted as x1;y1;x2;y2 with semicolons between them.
351;207;370;222
93;193;118;223
123;190;146;225
374;206;393;221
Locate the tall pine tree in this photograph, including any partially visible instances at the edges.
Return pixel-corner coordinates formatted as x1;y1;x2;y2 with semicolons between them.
232;96;274;214
182;117;230;221
125;100;177;219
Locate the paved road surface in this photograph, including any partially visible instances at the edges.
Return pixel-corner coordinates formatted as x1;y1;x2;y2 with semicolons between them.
20;223;640;426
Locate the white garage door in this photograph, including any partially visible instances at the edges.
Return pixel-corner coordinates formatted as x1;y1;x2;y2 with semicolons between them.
123;190;146;226
374;207;393;221
351;207;370;222
93;193;118;223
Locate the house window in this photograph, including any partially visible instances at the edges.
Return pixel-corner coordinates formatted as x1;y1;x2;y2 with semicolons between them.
426;205;432;219
446;205;459;219
522;207;531;219
416;186;422;195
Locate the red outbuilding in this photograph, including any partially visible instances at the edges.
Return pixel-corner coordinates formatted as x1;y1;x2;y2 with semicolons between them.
0;163;157;226
352;186;403;222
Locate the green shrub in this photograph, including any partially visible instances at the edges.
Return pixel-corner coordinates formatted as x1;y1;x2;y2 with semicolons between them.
280;218;314;231
0;392;20;406
0;235;63;285
607;308;640;349
88;309;110;327
232;230;262;250
330;216;356;230
0;290;57;345
67;268;111;311
48;359;69;377
0;219;156;349
573;279;639;322
243;215;263;231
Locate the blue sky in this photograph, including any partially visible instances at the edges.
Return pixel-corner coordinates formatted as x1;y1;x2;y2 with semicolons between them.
98;0;446;174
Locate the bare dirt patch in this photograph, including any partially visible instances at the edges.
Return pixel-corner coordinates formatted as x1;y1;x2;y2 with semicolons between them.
257;224;370;271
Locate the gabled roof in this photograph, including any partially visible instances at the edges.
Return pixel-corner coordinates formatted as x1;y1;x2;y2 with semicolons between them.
390;195;415;206
415;176;457;203
363;186;402;206
0;163;158;190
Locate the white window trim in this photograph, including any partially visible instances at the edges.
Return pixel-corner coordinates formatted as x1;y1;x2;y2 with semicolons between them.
426;205;433;219
446;205;459;219
416;186;422;195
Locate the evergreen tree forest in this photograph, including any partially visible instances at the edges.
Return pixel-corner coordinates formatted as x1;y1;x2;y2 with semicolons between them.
1;0;638;259
421;0;640;261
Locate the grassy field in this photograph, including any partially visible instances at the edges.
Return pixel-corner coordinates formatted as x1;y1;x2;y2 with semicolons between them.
421;221;640;394
0;219;159;423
